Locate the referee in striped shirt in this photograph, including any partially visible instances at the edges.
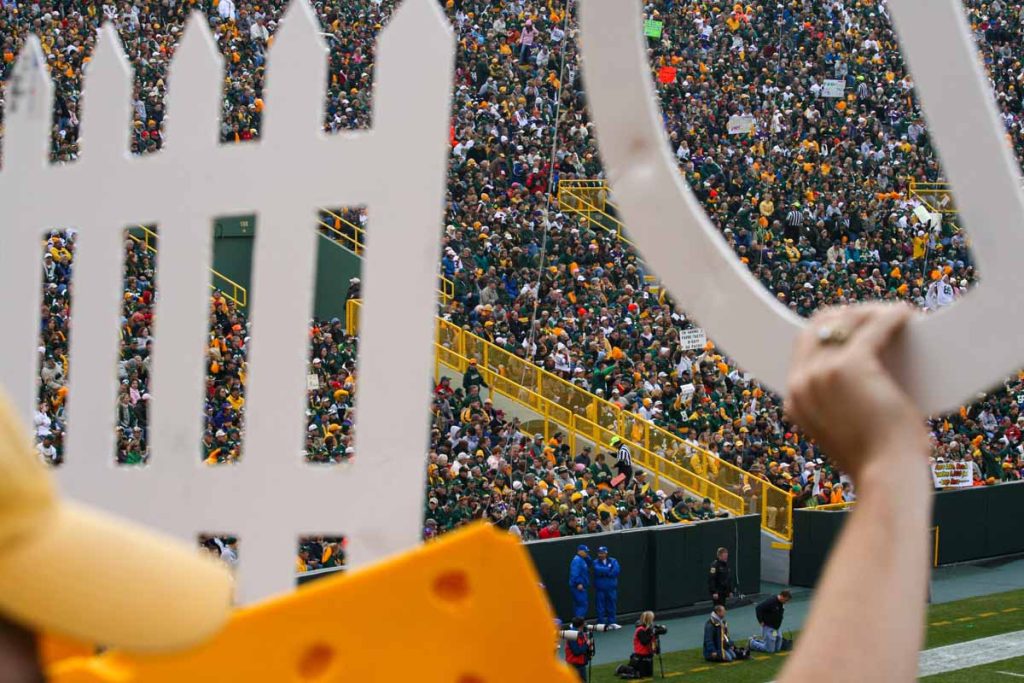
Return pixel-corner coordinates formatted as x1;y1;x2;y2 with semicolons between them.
784;203;804;242
609;436;633;484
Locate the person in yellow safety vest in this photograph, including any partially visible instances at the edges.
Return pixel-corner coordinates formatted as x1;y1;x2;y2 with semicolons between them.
708;447;722;481
830;483;847;505
690;450;708;495
912;230;928;259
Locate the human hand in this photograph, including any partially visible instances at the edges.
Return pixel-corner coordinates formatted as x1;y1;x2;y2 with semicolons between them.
577;584;584;591
785;304;928;479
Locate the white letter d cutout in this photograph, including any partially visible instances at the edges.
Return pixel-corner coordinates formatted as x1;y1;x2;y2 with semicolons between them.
580;0;1024;416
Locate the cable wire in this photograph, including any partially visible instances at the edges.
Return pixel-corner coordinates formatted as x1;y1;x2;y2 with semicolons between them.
518;0;574;379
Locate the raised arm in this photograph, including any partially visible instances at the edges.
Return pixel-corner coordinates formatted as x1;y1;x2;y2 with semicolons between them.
779;304;931;683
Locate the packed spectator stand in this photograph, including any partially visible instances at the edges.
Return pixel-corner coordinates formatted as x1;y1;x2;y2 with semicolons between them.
6;0;1024;551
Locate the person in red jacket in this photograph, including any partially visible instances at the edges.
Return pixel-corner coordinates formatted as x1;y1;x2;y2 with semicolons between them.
539;519;561;539
629;611;659;678
564;617;592;681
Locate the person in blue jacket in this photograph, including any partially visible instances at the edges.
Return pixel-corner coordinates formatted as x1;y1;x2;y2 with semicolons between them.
703;605;746;662
569;544;592;618
592;546;621;628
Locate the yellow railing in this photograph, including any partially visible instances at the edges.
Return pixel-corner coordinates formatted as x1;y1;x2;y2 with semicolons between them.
557;181;666;299
128;225;248;308
345;298;360;336
558;179;636;248
319;208;367;255
814;501;855;511
907;178;957;215
346;299;793;539
318;208;455;305
437;274;455;305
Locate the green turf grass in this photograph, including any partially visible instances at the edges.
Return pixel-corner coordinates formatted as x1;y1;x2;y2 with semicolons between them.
584;589;1024;683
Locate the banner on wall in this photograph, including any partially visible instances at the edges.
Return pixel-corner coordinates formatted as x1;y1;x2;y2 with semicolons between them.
931;461;973;489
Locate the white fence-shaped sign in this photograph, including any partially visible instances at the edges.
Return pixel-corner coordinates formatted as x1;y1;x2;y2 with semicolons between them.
0;0;454;603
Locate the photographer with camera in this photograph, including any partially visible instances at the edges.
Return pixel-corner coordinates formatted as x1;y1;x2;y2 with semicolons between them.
616;611;665;678
563;617;594;681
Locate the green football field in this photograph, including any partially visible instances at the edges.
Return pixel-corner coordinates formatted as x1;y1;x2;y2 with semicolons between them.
583;589;1024;682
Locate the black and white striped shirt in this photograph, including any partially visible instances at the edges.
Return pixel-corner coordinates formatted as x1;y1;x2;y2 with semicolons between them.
616;444;633;468
785;209;804;228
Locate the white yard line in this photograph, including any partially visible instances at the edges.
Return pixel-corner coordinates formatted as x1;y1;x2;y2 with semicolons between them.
768;630;1024;682
919;630;1024;678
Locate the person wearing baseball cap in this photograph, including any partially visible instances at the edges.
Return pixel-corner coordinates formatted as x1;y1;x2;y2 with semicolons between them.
569;544;593;618
609;436;634;484
0;390;233;676
593;546;622;629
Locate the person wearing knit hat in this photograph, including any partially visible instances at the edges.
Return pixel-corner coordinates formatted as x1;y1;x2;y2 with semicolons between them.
0;390;233;674
462;358;487;392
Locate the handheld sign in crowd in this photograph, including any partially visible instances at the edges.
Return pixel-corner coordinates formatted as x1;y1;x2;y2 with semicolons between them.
822;78;846;98
680;327;708;351
644;18;664;38
727;114;756;135
914;203;941;230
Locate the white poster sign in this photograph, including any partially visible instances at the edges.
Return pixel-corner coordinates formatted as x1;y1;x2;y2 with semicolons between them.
931;461;973;489
914;204;942;231
678;382;696;401
726;114;755;135
822;79;846;98
680;327;707;351
306;374;320;391
913;204;931;225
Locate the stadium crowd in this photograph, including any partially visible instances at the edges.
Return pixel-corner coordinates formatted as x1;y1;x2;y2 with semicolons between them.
5;0;1024;548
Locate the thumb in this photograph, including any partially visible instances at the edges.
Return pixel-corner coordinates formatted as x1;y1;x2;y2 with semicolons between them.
855;304;914;356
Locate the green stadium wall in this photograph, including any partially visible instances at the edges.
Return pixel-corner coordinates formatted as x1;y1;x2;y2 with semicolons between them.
208;216;361;323
295;516;762;616
790;482;1024;587
527;515;761;622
